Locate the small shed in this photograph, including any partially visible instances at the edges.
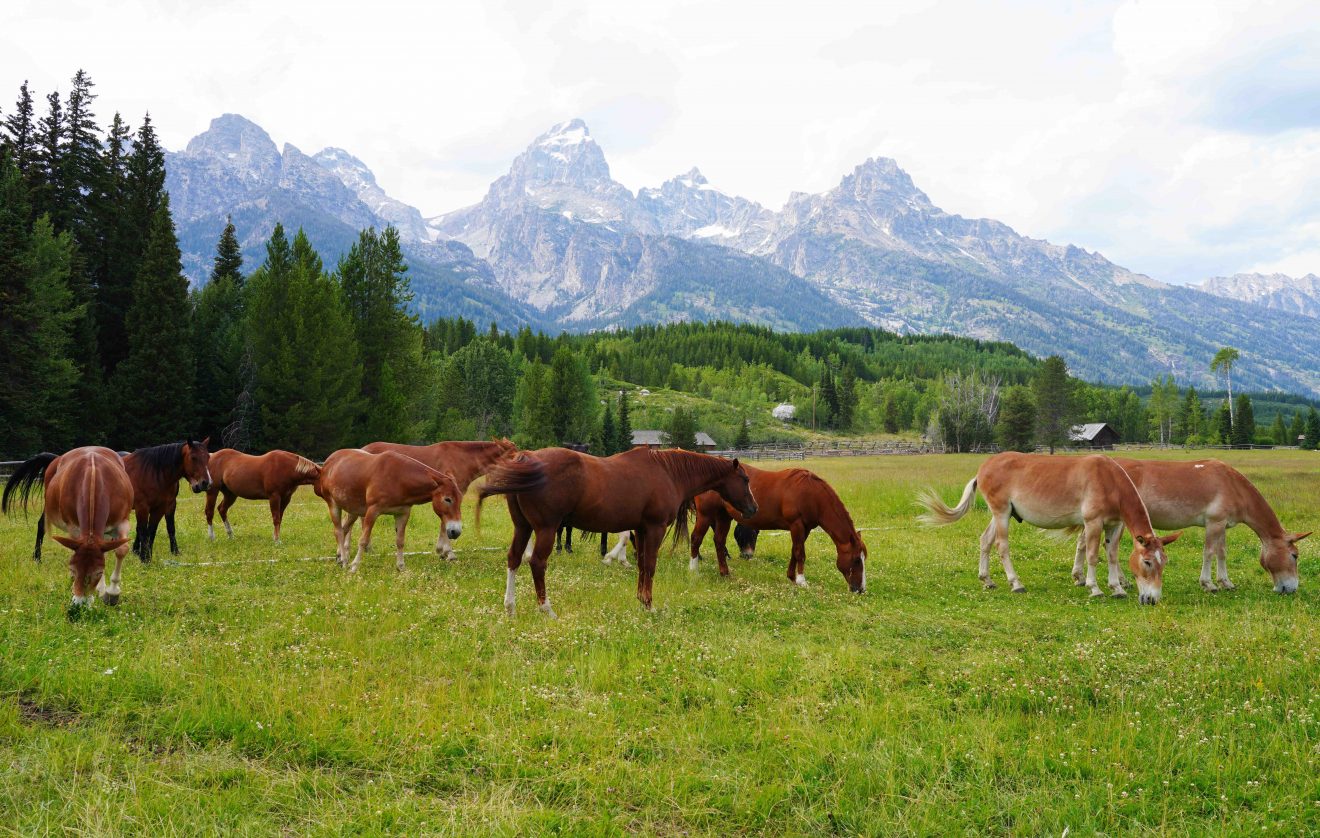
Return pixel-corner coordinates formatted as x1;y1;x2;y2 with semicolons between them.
631;430;718;451
1069;422;1121;449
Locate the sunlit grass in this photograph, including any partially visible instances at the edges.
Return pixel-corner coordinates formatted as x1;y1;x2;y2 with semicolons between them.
1;449;1318;834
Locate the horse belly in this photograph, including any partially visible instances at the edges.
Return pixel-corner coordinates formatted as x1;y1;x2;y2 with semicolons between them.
1008;497;1083;530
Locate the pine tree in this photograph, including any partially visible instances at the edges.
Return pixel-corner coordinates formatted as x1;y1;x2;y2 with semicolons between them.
734;415;752;449
1231;394;1255;446
617;390;633;452
1304;408;1320;451
1175;387;1204;443
599;398;617;455
1034;355;1075;454
1271;414;1288;446
836;366;858;430
192;219;246;443
818;369;838;428
1213;402;1233;445
32;90;64;225
3;81;37;180
112;196;194;448
512;360;555;449
1290;411;1306;447
548;347;597;444
662;407;700;450
245;226;362;454
61;70;103;249
995;385;1036;452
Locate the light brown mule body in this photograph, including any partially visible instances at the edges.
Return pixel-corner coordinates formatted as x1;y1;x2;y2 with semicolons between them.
362;439;516;558
478;447;757;616
1077;458;1310;594
315;449;463;573
204;449;321;544
40;447;133;607
919;453;1181;604
690;465;868;592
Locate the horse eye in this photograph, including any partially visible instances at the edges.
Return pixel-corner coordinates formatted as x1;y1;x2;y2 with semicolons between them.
444;497;453;504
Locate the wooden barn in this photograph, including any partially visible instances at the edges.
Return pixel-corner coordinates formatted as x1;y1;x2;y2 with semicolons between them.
630;430;718;452
1069;422;1121;449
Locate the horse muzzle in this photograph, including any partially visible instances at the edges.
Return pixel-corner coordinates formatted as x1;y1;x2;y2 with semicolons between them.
191;480;210;493
1274;577;1299;594
446;523;463;540
739;502;758;518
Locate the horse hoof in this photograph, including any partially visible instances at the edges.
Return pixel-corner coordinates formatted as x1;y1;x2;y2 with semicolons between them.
1219;580;1236;591
101;592;120;607
538;602;557;619
1088;588;1103;599
1201;581;1218;593
1111;588;1127;598
1011;585;1027;594
981;579;997;590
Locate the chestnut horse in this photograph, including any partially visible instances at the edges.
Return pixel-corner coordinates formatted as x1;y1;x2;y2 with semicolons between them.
315;449;464;573
4;439;211;563
123;439;213;561
918;453;1182;604
2;447;132;606
690;465;868;592
204;449;321;543
478;447;757;616
1076;458;1310;594
362;439;516;558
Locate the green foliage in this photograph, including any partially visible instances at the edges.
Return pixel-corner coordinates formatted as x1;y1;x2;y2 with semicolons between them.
1271;414;1288;446
111;196;194;447
931;371;998;453
1303;408;1320;451
244;225;362;455
512;360;555;449
192;220;247;444
734;415;752;449
549;347;597;444
994;386;1036;452
1232;394;1256;446
616;390;633;452
1290;411;1306;447
1213;402;1233;446
438;338;515;439
1033;355;1075;453
661;406;700;450
1176;387;1205;444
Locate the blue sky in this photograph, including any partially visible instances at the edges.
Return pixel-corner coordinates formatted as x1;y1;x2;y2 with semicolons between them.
3;0;1319;284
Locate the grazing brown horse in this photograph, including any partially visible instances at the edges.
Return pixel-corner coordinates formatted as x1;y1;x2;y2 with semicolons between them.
690;465;868;592
478;447;758;616
315;449;464;573
1076;458;1311;594
2;447;132;606
5;439;211;563
918;453;1182;604
204;449;321;543
122;439;212;561
361;439;516;558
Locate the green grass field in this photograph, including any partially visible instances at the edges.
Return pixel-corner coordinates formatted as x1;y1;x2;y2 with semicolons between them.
2;449;1319;835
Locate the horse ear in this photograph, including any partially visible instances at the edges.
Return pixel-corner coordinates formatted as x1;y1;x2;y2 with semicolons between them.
53;535;80;551
1290;531;1312;544
99;537;129;553
1160;531;1183;546
732;458;740;468
1134;534;1148;547
201;436;211;448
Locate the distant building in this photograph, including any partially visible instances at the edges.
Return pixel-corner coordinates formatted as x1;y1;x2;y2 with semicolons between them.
631;429;718;451
1069;422;1121;449
772;403;797;421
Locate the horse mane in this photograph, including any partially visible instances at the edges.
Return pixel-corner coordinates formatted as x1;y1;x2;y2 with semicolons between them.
294;456;319;476
129;442;186;481
651;450;737;549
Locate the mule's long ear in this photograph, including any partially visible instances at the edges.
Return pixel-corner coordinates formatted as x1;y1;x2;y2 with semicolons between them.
53;535;81;551
99;537;129;553
1134;534;1149;547
1290;531;1313;544
1160;531;1183;546
201;436;211;449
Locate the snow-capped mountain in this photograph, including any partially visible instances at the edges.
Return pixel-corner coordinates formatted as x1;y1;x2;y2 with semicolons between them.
1197;273;1320;319
162;114;1320;393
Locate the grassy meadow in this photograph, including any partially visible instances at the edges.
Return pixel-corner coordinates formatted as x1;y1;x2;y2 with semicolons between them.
2;449;1319;835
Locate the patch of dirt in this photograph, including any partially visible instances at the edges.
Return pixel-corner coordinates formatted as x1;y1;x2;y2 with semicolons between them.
16;696;80;728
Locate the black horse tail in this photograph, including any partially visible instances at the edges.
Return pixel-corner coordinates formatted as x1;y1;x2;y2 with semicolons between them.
475;453;548;531
2;452;58;516
670;497;693;552
733;523;760;553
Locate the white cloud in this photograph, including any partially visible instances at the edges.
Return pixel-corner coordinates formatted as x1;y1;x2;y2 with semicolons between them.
3;0;1320;284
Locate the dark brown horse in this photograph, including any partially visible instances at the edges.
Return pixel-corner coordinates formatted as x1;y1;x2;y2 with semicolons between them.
315;449;464;573
2;447;132;606
478;447;757;616
690;464;868;592
122;439;212;561
5;439;211;562
204;448;321;543
362;439;516;558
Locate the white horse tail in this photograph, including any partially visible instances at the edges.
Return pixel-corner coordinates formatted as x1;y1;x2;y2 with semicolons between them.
917;477;977;526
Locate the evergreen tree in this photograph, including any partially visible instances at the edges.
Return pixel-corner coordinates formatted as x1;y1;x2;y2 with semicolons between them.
337;226;423;441
1290;411;1306;447
1231;394;1255;446
61;70;103;249
0;162;81;456
3;81;37;180
548;346;597;443
1271;413;1288;446
662;407;700;451
598;397;617;455
1175;387;1205;443
112;196;194;447
734;415;752;449
1304;408;1320;451
1213;402;1233;445
245;226;362;454
818;368;838;428
1033;355;1075;454
32;90;64;226
192;219;246;443
442;338;515;438
617;390;633;452
995;385;1036;452
512;360;555;449
836;366;858;430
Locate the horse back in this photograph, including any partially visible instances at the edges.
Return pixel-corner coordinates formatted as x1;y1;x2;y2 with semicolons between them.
45;447;131;535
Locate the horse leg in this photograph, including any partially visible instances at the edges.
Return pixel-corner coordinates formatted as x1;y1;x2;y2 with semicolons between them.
275;492;293;544
978;519;996;589
689;513;710;572
218;490;236;538
1201;520;1224;591
565;526;572;554
268;496;283;544
555;526;563;553
205;488;219;541
325;501;344;566
1071;532;1087;586
393;508;411;571
991;510;1024;593
635;526;661;610
529;528;557;618
339;512;359;567
34;513;45;562
1213;522;1234;590
133;507;149;561
143;511;163;563
604;532;630;565
348;509;378;573
789;522;810;587
505;501;533;616
1083;519;1105;598
98;521;131;606
1106;523;1127;597
166;505;180;555
711;518;732;577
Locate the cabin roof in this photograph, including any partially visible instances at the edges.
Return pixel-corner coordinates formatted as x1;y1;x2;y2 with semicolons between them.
1069;422;1117;441
631;430;717;447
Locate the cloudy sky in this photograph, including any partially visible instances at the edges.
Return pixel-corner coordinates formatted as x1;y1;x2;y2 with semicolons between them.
3;0;1319;284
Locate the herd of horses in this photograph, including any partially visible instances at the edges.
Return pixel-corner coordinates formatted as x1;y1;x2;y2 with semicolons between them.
0;437;1309;614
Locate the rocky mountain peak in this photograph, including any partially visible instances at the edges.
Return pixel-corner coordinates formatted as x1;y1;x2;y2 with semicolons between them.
313;147;377;189
182;114;280;182
837;157;933;211
502;118;613;193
